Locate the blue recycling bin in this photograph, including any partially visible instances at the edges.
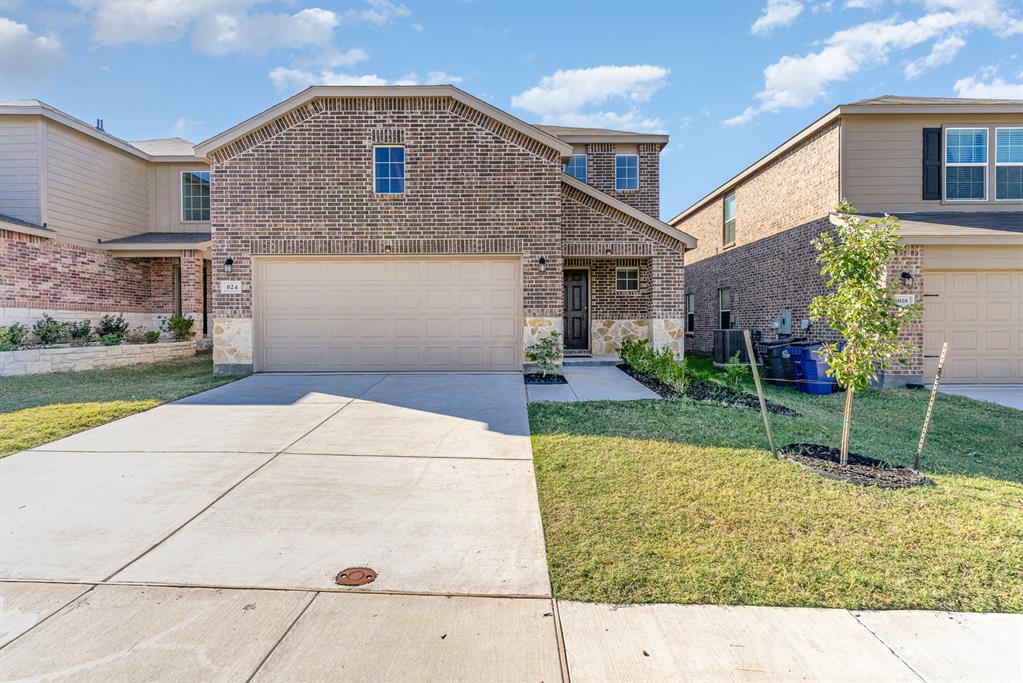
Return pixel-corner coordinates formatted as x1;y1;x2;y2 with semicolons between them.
788;341;828;394
802;346;837;394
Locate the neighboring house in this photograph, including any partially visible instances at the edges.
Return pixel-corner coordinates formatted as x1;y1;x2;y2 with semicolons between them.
0;100;213;337
670;96;1023;386
195;85;695;375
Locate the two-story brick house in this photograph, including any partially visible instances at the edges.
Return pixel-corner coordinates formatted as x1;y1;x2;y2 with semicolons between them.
196;85;695;375
0;100;214;337
671;96;1022;385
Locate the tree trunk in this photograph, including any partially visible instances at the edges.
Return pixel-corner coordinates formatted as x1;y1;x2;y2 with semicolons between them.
839;386;855;466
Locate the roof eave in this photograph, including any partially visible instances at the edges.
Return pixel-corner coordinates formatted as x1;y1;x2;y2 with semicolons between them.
555;134;669;146
103;240;211;251
0;217;53;239
194;85;574;159
840;103;1023;115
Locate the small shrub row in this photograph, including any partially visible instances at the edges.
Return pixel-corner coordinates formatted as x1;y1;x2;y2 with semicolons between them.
619;338;696;394
0;312;192;350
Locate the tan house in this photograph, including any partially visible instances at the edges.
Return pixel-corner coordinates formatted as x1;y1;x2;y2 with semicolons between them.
0;99;213;336
670;96;1023;385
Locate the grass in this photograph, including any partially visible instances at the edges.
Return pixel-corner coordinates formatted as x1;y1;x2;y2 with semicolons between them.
530;354;1023;612
0;352;241;457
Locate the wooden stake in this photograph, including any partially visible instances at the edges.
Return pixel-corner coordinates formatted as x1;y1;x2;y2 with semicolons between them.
916;341;948;470
839;386;854;466
743;330;777;458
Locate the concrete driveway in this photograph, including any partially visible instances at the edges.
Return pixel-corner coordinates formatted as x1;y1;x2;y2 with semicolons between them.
0;373;563;681
938;384;1023;410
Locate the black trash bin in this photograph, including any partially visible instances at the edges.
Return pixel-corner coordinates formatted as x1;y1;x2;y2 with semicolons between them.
756;340;795;387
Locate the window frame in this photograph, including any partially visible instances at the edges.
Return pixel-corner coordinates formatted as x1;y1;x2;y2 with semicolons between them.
179;170;211;223
718;287;732;330
373;144;406;195
994;127;1023;202
723;191;737;246
615;266;639;292
943;127;988;202
685;293;696;333
564;154;587;182
615;154;639;192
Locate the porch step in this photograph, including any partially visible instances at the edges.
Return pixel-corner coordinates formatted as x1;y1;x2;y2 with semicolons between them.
563;354;620;367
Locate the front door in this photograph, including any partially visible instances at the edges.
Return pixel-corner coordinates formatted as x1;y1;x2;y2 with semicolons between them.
563;269;589;350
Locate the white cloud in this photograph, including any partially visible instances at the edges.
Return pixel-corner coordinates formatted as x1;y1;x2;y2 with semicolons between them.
411;22;424;32
173;117;203;135
511;65;669;117
904;34;965;78
79;0;202;45
845;0;884;9
953;66;1023;98
268;67;461;91
192;7;339;56
751;0;804;35
0;17;63;80
725;0;1023;125
338;0;410;26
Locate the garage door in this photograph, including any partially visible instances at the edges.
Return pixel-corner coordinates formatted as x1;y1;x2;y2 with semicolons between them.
255;257;521;372
923;251;1022;383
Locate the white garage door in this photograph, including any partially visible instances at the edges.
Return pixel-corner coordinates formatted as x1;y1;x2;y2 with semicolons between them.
923;265;1022;384
255;257;521;372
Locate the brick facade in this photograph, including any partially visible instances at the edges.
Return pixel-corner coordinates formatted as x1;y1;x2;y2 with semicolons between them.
586;142;660;218
207;95;686;372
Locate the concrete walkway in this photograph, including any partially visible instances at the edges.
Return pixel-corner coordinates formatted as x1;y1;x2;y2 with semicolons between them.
0;373;563;681
527;365;659;402
938;383;1023;410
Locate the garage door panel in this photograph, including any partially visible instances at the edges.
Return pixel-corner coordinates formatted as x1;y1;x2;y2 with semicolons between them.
256;258;521;372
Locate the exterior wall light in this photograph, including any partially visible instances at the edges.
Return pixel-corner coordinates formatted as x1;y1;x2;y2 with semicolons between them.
224;257;234;274
384;244;393;253
538;256;547;272
901;271;913;288
605;247;613;255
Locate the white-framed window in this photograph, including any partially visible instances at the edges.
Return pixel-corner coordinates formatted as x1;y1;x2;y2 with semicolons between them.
995;127;1023;201
180;171;210;222
615;154;639;191
686;293;696;333
615;267;639;291
723;191;737;245
944;128;987;201
374;145;405;194
718;287;732;330
564;154;587;182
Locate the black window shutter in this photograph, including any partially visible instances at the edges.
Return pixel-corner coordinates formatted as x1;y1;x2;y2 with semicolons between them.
922;127;941;200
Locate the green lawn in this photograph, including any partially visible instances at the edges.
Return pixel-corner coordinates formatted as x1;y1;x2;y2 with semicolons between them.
530;355;1023;612
0;352;241;457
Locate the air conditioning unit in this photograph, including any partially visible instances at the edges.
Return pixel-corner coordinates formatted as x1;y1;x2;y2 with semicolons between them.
714;329;753;364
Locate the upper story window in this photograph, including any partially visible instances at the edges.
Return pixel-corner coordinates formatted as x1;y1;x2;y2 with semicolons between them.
564;154;587;182
615;154;639;191
374;146;405;194
181;171;210;222
723;192;737;245
995;128;1023;200
616;267;639;291
686;293;696;333
945;128;987;201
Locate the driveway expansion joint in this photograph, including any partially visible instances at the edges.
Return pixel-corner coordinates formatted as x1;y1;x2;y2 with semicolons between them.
849;610;929;683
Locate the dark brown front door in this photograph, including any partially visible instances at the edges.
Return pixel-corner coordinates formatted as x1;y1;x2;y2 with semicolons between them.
563;269;589;350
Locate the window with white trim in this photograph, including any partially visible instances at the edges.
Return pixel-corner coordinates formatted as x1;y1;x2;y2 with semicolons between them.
718;287;732;330
181;171;210;222
723;191;736;245
615;154;639;191
686;293;695;333
564;154;587;182
945;128;987;201
995;127;1023;200
374;145;405;194
615;267;639;291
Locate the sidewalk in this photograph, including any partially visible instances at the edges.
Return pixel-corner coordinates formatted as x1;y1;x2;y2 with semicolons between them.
557;602;1022;683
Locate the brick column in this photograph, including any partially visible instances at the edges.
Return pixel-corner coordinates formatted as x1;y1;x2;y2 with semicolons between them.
179;249;204;324
649;246;686;356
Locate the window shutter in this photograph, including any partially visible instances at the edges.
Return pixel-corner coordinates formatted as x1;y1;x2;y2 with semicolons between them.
922;127;941;200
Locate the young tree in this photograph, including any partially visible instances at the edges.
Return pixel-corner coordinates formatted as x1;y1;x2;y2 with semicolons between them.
810;201;922;465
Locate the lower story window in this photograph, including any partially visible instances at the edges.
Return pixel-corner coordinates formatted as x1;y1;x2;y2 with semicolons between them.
718;287;732;329
616;267;639;291
686;293;695;332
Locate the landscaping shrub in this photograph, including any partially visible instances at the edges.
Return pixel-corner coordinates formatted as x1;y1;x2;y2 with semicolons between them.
161;315;195;341
100;333;122;346
66;320;93;346
144;330;160;344
96;314;129;338
723;350;748;392
0;323;28;351
123;326;150;344
620;338;694;393
32;315;68;345
525;330;563;378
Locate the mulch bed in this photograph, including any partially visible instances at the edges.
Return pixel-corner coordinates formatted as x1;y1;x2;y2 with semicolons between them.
618;364;801;417
780;443;931;488
524;373;568;385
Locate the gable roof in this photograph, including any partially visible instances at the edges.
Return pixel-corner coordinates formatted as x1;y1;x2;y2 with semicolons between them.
129;137;197;157
195;85;573;159
668;95;1023;226
0;99;200;163
535;124;669;146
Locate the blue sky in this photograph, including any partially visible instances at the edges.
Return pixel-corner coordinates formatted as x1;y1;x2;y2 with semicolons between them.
2;0;1021;218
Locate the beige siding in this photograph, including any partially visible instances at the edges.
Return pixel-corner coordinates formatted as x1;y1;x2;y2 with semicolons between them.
677;120;841;265
150;163;210;233
0;116;42;225
44;120;150;246
842;114;1023;213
